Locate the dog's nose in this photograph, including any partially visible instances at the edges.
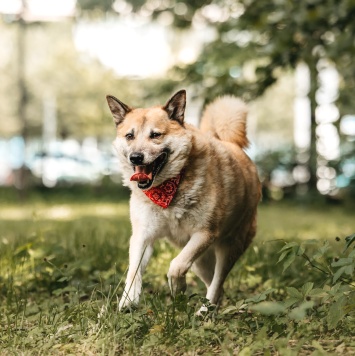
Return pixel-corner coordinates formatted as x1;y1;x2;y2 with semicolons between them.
129;152;144;165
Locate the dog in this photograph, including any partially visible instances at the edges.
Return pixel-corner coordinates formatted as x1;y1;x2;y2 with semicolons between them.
106;90;261;311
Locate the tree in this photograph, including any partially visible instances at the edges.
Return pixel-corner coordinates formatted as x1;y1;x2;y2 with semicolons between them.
76;0;355;192
180;0;355;192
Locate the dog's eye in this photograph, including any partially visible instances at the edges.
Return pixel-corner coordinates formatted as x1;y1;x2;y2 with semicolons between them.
150;132;161;139
125;133;134;140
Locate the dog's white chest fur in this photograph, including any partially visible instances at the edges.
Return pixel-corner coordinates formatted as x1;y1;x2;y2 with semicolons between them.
133;197;192;247
162;206;193;246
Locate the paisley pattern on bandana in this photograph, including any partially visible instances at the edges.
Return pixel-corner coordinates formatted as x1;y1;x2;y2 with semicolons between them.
143;173;182;208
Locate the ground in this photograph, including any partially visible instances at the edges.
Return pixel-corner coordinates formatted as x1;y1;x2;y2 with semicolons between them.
0;189;354;355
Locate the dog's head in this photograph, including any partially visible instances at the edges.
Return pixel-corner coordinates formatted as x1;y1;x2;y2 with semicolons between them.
107;90;192;190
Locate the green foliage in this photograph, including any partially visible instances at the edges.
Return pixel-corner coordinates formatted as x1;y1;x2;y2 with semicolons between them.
77;0;115;13
73;0;355;105
220;235;355;353
156;0;355;105
0;197;355;354
273;236;355;330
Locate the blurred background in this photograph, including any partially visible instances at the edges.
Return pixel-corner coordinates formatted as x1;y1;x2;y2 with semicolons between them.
0;0;355;203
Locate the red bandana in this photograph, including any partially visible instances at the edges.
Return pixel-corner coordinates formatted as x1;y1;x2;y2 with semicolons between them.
143;173;182;208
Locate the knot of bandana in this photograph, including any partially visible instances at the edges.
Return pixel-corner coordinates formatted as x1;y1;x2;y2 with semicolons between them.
143;173;183;208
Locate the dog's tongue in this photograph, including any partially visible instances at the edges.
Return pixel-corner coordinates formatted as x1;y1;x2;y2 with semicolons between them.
130;173;151;182
130;166;153;182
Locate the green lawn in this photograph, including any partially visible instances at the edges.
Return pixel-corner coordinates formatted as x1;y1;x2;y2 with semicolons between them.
0;193;354;355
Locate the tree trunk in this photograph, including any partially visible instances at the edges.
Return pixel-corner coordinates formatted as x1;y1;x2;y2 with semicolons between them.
308;62;318;193
17;7;28;199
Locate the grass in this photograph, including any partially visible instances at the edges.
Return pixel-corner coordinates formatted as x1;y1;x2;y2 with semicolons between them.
0;189;354;355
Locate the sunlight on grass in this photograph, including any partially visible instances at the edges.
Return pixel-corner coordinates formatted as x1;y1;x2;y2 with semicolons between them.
1;200;352;241
0;202;129;221
257;203;354;240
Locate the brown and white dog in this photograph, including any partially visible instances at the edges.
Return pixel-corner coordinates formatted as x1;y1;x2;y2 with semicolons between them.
106;90;261;311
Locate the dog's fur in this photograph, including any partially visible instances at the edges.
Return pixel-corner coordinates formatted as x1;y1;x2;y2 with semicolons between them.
106;90;261;311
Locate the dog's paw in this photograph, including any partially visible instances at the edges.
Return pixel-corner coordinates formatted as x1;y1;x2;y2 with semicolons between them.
195;302;217;317
118;295;138;312
168;275;187;297
119;300;137;312
118;302;138;313
196;304;209;317
118;279;142;312
167;259;189;296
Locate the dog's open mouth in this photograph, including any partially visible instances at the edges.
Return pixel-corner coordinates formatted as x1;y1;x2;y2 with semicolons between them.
130;152;168;189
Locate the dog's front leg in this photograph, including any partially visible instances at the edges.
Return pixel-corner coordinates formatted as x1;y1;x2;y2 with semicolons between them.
167;231;213;296
119;235;153;311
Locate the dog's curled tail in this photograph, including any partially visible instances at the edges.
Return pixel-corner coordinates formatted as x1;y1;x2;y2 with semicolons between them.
199;95;249;148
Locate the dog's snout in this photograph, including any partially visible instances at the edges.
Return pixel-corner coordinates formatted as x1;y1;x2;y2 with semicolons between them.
130;152;144;165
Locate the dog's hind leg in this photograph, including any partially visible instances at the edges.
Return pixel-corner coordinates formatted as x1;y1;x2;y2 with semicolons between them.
195;243;235;316
206;218;257;306
205;243;240;305
191;247;216;289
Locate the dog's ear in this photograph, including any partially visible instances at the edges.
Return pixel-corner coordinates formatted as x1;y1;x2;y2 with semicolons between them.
163;90;186;125
106;95;132;126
